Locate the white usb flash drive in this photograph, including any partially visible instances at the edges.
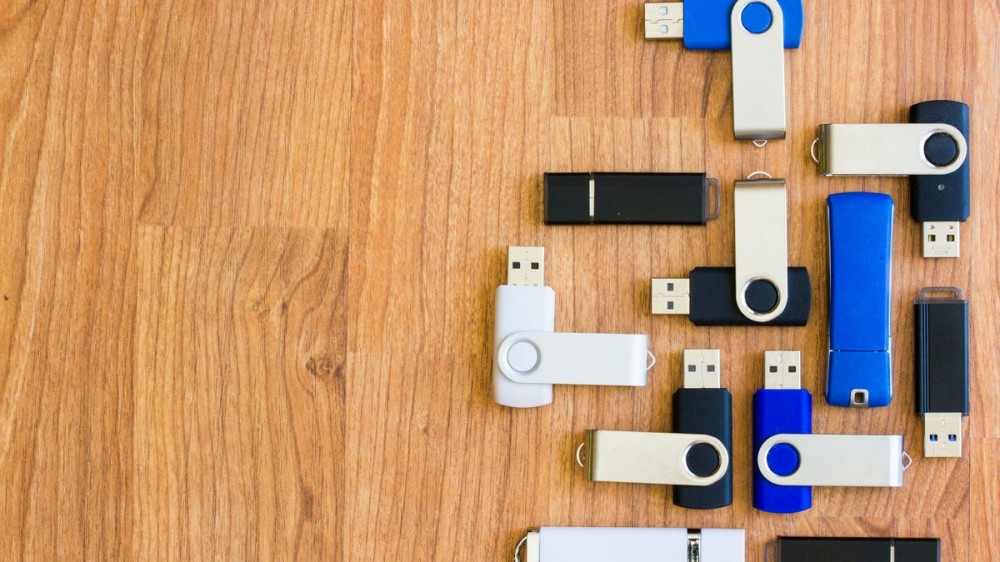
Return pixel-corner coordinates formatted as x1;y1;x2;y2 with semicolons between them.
493;247;652;408
515;527;745;562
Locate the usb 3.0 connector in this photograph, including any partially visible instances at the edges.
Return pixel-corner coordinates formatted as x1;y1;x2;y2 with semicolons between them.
922;221;960;258
764;351;801;390
683;349;721;389
506;246;545;286
924;413;962;458
645;3;684;39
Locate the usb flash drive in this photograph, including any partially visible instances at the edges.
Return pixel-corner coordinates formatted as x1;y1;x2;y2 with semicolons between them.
516;527;745;562
915;287;969;458
911;101;970;258
753;351;812;514
645;0;804;140
578;351;730;491
672;350;733;509
826;192;894;408
753;351;908;514
652;268;811;326
814;100;970;257
772;536;940;562
652;177;812;326
543;172;720;225
493;247;652;408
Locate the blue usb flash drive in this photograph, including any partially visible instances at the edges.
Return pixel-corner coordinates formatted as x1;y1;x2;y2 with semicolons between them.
646;0;804;140
826;193;895;408
681;0;803;50
753;351;811;514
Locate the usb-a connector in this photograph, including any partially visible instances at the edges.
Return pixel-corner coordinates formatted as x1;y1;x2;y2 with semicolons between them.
922;221;960;258
645;3;684;39
764;351;801;390
507;246;545;286
683;349;721;389
651;278;690;315
924;412;962;458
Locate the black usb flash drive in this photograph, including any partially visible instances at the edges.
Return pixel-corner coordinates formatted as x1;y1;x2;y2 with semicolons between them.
653;267;812;326
543;172;719;225
672;350;733;509
909;101;970;223
773;536;940;562
915;287;970;457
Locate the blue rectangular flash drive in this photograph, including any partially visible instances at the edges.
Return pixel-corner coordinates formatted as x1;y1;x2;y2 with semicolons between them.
826;192;895;408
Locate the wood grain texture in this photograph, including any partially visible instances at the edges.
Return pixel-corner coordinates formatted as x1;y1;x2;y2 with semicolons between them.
0;0;997;560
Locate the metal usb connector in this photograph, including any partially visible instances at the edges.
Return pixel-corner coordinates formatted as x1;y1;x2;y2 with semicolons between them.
924;412;962;458
683;349;721;389
644;3;684;39
764;351;801;390
922;221;960;258
651;278;690;315
506;246;545;286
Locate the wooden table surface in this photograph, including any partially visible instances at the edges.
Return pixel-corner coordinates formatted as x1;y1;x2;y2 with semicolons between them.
1;1;997;560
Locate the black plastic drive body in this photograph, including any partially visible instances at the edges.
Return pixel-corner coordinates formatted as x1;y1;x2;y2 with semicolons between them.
909;100;970;222
689;267;812;326
672;388;733;509
915;291;969;416
543;172;717;225
775;537;940;562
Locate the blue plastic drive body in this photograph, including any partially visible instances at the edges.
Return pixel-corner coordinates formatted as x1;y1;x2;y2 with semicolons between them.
826;192;895;408
683;0;804;50
752;388;812;513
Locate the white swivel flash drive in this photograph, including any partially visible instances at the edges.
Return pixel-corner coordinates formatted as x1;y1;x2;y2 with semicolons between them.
493;247;653;408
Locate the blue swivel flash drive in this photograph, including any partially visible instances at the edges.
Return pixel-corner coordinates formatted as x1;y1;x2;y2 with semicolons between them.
753;351;909;514
826;192;895;408
753;351;812;514
645;0;804;141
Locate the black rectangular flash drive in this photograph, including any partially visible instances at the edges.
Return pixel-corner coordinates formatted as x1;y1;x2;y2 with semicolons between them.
543;172;719;225
773;536;940;562
915;287;969;458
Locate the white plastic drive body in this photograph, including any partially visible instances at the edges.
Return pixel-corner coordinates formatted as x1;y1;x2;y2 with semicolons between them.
524;527;745;562
493;285;556;408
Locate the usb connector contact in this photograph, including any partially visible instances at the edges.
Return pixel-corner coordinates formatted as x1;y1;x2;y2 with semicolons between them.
645;3;684;39
507;246;545;286
922;221;960;258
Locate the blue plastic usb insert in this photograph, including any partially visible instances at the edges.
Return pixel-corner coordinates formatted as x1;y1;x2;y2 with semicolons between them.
753;351;811;514
644;0;803;49
826;192;895;408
